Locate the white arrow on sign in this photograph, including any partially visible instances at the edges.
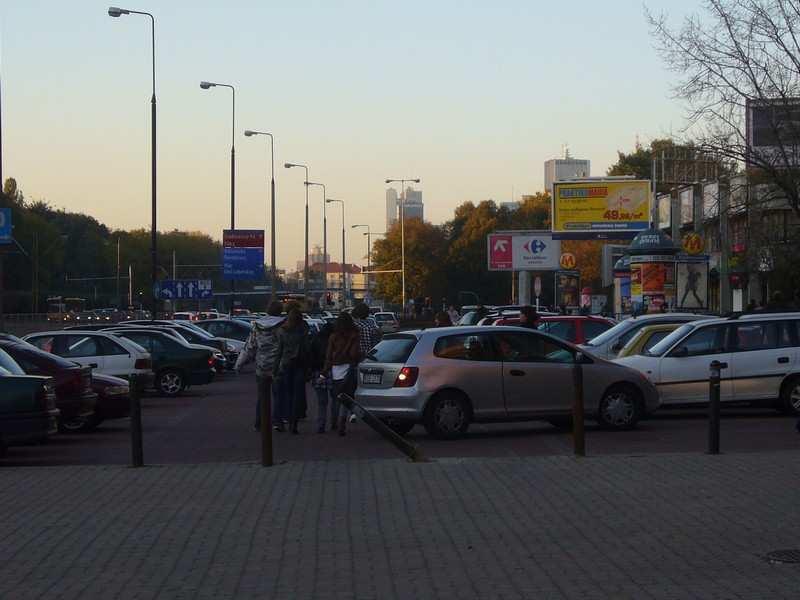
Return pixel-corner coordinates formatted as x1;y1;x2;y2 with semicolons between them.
493;239;508;253
186;281;196;298
175;282;184;298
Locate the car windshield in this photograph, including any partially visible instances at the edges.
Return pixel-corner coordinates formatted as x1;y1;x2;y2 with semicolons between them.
645;324;695;356
365;335;417;363
0;347;25;375
582;319;634;347
374;314;394;322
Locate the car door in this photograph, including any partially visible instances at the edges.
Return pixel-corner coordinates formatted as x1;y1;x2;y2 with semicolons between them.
657;324;733;405
729;320;797;402
60;334;107;373
97;336;134;377
492;331;576;416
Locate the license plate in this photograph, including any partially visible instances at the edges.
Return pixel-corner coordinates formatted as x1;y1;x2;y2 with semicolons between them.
363;372;382;385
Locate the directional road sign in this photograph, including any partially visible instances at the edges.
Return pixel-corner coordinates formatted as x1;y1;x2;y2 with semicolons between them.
0;208;11;245
223;230;265;280
157;279;213;300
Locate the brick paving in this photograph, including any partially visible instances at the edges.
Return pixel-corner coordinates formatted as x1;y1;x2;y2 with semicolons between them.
2;452;800;599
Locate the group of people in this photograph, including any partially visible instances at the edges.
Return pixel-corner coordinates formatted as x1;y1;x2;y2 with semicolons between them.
235;302;382;436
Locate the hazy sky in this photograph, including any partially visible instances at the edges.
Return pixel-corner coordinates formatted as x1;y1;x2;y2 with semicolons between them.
2;0;699;270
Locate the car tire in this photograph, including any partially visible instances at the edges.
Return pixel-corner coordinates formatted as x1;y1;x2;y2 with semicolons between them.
423;391;471;439
58;414;101;433
381;418;415;436
780;376;800;415
157;369;186;397
597;385;642;430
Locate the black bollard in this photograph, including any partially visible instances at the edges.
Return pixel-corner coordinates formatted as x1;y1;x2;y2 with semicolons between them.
260;378;273;467
707;360;727;455
130;373;144;467
572;353;586;457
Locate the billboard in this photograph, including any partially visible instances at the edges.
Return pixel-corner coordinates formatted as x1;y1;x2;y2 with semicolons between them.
676;261;708;310
487;232;560;271
223;229;265;280
555;270;580;308
552;180;650;236
702;183;719;220
630;256;676;313
657;193;671;230
746;98;800;168
156;280;213;300
679;187;694;225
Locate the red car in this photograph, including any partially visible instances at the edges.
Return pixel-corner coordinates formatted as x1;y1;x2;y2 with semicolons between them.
60;373;131;433
492;315;616;345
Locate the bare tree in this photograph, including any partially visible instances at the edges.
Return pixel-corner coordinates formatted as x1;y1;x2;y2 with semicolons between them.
647;0;800;217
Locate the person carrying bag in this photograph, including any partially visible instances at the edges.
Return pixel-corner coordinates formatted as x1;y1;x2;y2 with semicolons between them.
324;312;363;436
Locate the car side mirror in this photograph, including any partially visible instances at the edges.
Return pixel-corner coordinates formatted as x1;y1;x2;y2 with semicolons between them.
671;346;689;358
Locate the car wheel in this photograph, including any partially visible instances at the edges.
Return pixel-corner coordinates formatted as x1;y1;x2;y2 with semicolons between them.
597;385;641;430
780;376;800;415
381;418;415;436
58;415;100;433
424;391;470;439
157;370;185;397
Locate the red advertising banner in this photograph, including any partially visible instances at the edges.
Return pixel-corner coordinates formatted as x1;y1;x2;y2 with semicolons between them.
223;230;265;248
487;234;513;270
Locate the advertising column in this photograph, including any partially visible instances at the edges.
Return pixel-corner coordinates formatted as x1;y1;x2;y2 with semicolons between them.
627;228;679;314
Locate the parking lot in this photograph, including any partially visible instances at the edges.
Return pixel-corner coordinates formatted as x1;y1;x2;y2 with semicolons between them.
2;369;799;467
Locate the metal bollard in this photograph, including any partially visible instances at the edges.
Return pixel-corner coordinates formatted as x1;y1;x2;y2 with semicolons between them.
129;373;144;467
707;360;727;455
260;378;273;467
336;393;427;462
572;353;586;457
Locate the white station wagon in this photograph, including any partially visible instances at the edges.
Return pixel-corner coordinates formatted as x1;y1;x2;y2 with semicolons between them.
614;312;800;413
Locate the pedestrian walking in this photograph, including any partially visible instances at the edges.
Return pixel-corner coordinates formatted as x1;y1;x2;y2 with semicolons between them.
325;312;362;436
518;305;541;329
234;301;285;432
310;322;336;433
273;307;311;434
434;311;453;327
352;302;381;356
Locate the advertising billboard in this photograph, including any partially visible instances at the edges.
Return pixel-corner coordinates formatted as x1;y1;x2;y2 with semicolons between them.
746;98;800;168
630;256;676;313
552;179;650;237
679;187;694;225
702;183;719;220
223;229;265;280
676;261;708;310
657;193;671;230
487;232;560;271
555;270;580;308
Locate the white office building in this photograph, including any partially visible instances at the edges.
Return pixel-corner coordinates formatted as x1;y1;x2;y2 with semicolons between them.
403;187;424;221
545;158;591;195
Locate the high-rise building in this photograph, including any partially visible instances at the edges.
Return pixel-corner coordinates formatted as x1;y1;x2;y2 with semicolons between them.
544;157;591;195
403;186;424;221
386;188;398;229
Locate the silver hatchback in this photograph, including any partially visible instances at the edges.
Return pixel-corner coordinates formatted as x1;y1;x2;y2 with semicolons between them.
355;325;659;438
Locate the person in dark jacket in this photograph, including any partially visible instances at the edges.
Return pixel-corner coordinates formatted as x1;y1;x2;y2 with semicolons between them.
310;322;335;433
434;311;453;327
325;312;362;436
273;308;310;434
518;305;541;329
235;301;285;432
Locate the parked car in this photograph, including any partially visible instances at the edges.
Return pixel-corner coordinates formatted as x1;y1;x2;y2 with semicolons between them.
125;320;243;365
195;318;253;342
491;315;615;345
0;348;59;455
81;373;131;432
103;329;216;396
0;339;97;430
22;331;153;383
374;312;400;334
355;326;659;438
580;313;712;359
172;311;198;321
615;313;800;413
616;323;682;358
118;325;228;372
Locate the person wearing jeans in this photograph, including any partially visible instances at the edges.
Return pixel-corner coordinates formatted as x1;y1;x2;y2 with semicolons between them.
325;312;363;436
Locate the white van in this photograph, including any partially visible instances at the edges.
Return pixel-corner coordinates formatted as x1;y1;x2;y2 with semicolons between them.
614;313;800;413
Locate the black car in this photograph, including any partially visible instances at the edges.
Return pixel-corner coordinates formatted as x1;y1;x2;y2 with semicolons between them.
103;329;215;397
0;339;97;430
124;322;233;371
195;319;252;342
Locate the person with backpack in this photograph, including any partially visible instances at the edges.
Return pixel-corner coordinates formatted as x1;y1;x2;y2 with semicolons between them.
273;307;310;434
325;312;362;436
310;321;335;433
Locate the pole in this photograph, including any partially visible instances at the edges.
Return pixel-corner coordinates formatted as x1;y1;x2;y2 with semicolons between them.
0;255;4;332
149;15;157;322
572;353;586;457
269;135;276;305
322;185;327;306
129;264;133;308
366;230;371;300
708;360;726;454
400;182;406;313
260;380;273;467
172;249;176;280
129;373;144;467
303;167;309;303
0;68;3;189
116;237;121;308
230;88;236;313
341;215;346;303
33;234;38;313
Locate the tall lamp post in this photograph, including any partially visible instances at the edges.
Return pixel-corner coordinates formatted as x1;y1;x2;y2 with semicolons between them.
244;130;276;304
284;162;309;301
327;199;345;304
305;181;327;305
108;6;158;320
385;178;420;313
200;80;236;310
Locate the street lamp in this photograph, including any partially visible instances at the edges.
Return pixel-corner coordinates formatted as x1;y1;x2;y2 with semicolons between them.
306;181;327;305
108;6;158;320
351;224;371;301
284;162;309;301
385;178;420;312
327;199;346;303
199;81;236;229
244;130;276;304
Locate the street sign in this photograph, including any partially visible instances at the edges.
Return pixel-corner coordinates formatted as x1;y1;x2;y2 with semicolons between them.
158;279;213;300
488;231;560;271
487;233;513;270
559;252;577;270
223;229;265;280
0;208;11;245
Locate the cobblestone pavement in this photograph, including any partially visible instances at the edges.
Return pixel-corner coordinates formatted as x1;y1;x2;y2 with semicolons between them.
3;452;800;599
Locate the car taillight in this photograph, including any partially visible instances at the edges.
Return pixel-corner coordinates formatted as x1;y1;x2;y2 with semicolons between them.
134;358;151;370
393;367;419;388
208;356;215;367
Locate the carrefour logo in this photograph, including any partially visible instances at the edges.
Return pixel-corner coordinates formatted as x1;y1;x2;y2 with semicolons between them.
523;239;547;254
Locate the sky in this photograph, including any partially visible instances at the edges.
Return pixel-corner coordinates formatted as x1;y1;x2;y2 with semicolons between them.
1;0;701;271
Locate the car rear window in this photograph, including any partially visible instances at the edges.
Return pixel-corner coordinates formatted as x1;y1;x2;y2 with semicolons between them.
0;342;79;372
433;333;495;361
365;335;417;363
374;314;395;322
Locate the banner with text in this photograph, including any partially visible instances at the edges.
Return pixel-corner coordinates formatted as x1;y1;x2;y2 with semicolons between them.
223;229;265;280
552;180;650;237
487;232;560;271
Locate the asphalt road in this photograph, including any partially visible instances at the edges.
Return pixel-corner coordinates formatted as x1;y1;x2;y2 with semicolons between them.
3;371;799;466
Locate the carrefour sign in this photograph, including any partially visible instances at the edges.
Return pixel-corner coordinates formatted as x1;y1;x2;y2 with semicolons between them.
487;231;560;271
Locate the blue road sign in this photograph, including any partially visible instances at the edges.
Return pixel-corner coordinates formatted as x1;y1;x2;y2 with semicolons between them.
0;208;11;245
158;280;213;300
223;229;265;281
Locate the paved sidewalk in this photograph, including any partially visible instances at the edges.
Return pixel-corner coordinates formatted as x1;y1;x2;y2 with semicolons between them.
2;452;800;599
